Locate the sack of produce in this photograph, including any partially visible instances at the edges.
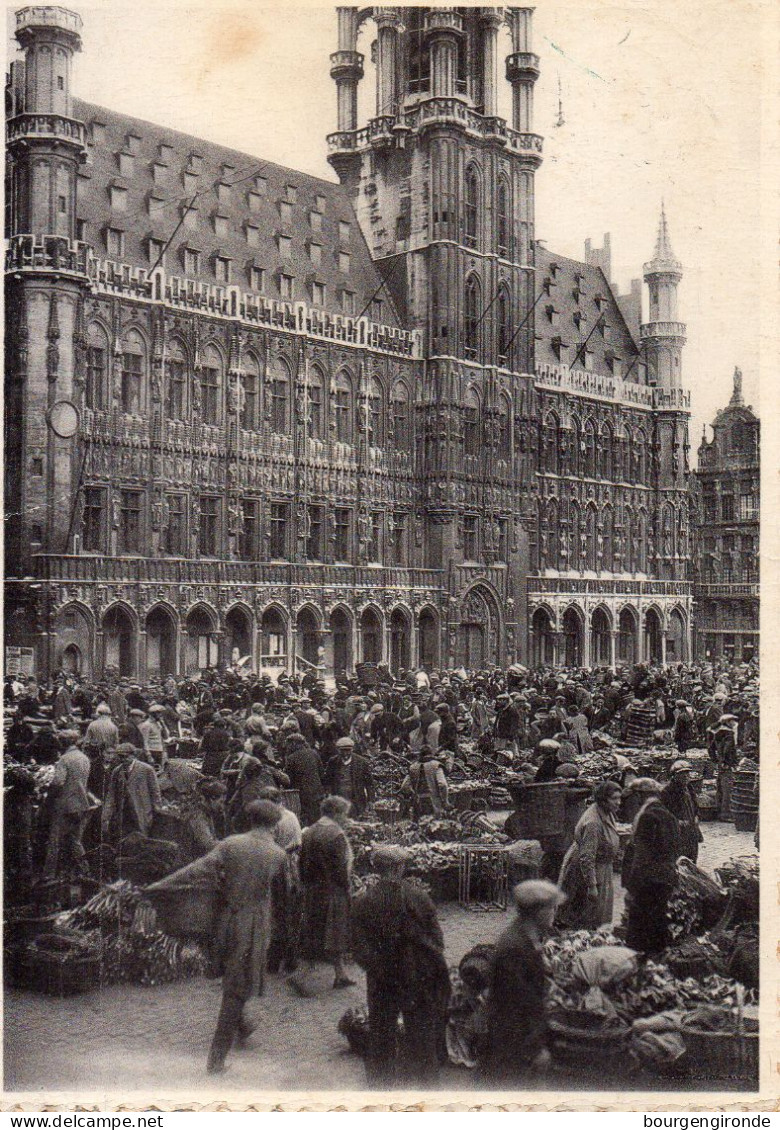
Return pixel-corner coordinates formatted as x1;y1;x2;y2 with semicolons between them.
630;1012;686;1073
570;945;638;1024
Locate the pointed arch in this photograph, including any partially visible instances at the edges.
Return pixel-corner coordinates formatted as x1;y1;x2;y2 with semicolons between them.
464;273;481;359
85;321;110;410
269;353;291;434
497;391;511;458
165;335;189;420
463;385;480;456
585;501;598;571
242;349;261;431
367;374;383;447
601;502;614;572
464;163;480;250
333;367;354;443
496;175;510;258
390;379;411;450
497;283;512;364
599;420;614;480
307;361;326;440
543;410;560;474
120;326;147;415
199;341;224;426
569;414;582;477
583;417;597;477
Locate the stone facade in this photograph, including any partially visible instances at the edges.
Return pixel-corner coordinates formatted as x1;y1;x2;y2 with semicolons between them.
692;369;760;662
4;5;693;682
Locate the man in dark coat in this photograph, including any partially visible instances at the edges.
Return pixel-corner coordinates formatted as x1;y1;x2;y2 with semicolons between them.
199;717;232;777
351;845;450;1086
147;799;286;1074
624;779;681;954
283;734;325;827
324;737;374;817
661;759;702;862
480;880;563;1083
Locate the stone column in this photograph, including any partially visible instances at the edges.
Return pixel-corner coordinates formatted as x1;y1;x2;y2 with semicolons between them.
426;10;461;98
481;10;502;116
506;8;540;132
375;10;401;117
661;630;667;668
609;628;618;670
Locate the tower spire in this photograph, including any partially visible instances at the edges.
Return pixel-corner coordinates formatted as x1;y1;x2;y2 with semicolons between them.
730;366;744;406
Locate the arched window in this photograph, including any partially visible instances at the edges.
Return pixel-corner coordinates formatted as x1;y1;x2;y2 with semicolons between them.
634;428;647;484
241;352;260;431
199;343;223;426
391;381;410;450
497;394;511;459
367;376;383;446
165;338;187;420
584;418;597;477
569;416;581;477
268;355;290;434
464;275;481;360
85;322;109;410
463;387;480;456
120;328;146;415
497;285;511;365
497;179;509;257
600;421;613;480
333;369;353;443
602;504;614;571
464;167;479;249
637;509;648;573
586;504;598;571
308;364;325;439
543;412;559;474
545;498;559;569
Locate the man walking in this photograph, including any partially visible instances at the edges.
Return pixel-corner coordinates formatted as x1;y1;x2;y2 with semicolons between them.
147;799;287;1074
43;730;92;879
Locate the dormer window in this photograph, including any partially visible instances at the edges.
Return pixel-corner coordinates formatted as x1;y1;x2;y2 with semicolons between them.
183;171;199;194
341;290;356;316
246;224;260;248
582;348;594;371
315;193;327;213
181;203;198;229
214;255;231;284
125;133;141;155
285;184;298;204
594;292;606;310
118;152;134;177
158;142;174;161
254;175;267;195
309;241;322;266
371;298;383;322
338;220;351;243
91;121;107;145
148;194;165;219
573;310;586;329
312;281;326;307
216;182;231;205
249;266;265;292
213;214;229;238
338;250;351;273
309;210;323;233
546;305;560;328
248;191;263;213
152;161;168;185
109;185;128;211
279;273;294;300
551;336;566;362
106;227;124;258
278;234;293;259
600;321;611;341
188;153;204;175
183;247;200;275
280;200;293;225
572;286;582;303
548;261;559;279
148;238;165;267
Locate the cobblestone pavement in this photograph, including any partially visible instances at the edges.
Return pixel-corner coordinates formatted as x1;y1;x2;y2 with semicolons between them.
4;822;756;1095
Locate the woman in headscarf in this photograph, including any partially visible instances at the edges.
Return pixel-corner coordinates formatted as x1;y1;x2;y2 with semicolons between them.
556;780;621;928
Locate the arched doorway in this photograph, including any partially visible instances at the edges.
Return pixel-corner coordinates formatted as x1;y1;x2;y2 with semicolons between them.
61;644;82;675
562;606;583;667
390;608;411;673
259;607;287;675
330;607;353;678
360;606;383;665
296;607;321;670
667;608;687;663
617;607;638;667
644;608;663;665
145;605;177;678
185;605;219;674
55;603;93;678
459;586;500;669
531;607;555;667
590;608;611;666
418;608;438;670
225;605;253;667
103;605;135;677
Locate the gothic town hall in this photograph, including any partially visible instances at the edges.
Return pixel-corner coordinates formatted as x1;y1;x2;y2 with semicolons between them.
4;6;693;683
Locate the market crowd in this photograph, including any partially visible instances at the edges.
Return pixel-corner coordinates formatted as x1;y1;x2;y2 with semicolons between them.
3;655;759;1083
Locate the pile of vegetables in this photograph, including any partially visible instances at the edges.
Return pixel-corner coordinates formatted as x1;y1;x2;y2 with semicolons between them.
57;879;209;987
667;858;727;942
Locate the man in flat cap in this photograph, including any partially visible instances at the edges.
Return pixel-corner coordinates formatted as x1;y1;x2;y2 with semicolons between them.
147;798;286;1074
324;736;374;817
84;701;119;752
480;880;564;1083
661;760;701;862
351;845;449;1086
43;730;91;879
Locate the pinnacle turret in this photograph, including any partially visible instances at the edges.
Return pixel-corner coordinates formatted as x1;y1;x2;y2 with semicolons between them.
730;366;744;406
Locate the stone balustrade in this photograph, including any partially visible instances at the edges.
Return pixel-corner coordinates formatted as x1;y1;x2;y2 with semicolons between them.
529;576;693;597
7;113;88;147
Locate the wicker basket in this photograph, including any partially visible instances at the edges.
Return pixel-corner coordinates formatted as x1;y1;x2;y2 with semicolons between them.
548;1016;629;1069
681;1021;758;1081
733;810;758;833
19;934;102;997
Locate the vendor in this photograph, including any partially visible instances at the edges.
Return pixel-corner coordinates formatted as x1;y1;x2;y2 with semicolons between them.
479;880;564;1083
623;778;680;955
661;759;702;863
556;780;621;929
533;739;561;782
400;744;449;817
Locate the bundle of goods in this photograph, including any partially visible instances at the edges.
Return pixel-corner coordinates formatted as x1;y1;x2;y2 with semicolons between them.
351;871;433;900
54;879;209;989
546;944;636;1067
715;855;759;922
667;857;727;942
448;779;493;812
574;750;618;780
696;780;720;821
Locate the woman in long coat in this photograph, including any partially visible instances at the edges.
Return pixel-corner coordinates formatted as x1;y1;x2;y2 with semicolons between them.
564;704;594;756
556;780;621;928
294;794;355;992
624;778;681;954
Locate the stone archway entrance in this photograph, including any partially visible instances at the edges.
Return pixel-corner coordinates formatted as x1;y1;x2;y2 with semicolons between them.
618;607;638;667
296;607;321;670
644;608;663;665
390;608;411;673
531;607;555;667
146;606;177;678
330;607;353;678
225;606;253;667
418;608;439;670
590;608;611;666
103;606;136;677
185;606;219;674
360;607;383;665
459;586;500;669
667;608;687;663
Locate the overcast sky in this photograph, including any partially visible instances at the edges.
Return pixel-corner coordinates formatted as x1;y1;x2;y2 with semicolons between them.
6;0;768;442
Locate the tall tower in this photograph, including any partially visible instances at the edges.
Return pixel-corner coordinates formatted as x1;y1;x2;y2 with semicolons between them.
327;6;543;665
641;205;691;580
641;204;686;391
5;7;89;576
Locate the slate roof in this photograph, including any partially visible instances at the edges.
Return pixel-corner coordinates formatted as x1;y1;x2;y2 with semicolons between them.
534;243;643;380
73;98;400;325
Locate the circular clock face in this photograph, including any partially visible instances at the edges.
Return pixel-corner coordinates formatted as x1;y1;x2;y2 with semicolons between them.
48;400;80;438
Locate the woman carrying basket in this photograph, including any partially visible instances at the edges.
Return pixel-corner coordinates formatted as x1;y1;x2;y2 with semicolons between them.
556;780;621;929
